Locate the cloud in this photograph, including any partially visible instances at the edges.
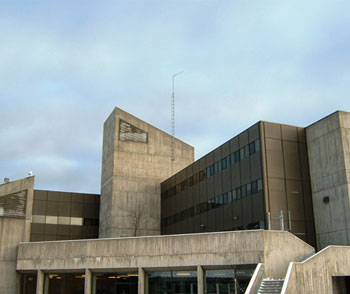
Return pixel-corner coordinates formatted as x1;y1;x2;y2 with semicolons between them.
0;0;349;192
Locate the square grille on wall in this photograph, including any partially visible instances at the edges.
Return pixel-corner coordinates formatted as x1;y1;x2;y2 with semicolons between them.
119;120;148;143
0;190;27;218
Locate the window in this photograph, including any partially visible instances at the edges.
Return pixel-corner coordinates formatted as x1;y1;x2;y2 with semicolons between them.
228;191;233;203
199;170;206;181
227;155;231;167
221;157;227;170
255;138;261;152
249;142;255;155
247;183;251;196
240;148;245;160
210;165;215;176
234;150;240;163
215;162;220;174
232;189;237;201
244;145;249;158
223;193;228;204
236;187;242;200
241;185;247;198
251;180;258;194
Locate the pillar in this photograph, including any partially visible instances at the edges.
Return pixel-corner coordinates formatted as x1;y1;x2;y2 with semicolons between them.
84;269;92;294
138;267;145;294
197;265;204;294
36;270;44;294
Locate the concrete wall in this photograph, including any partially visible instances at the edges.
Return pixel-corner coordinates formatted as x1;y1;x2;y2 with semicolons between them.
282;246;350;294
17;231;313;276
100;107;194;238
306;111;350;249
0;176;34;293
263;230;314;279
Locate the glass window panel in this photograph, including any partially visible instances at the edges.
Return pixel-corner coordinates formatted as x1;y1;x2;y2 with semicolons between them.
45;273;85;294
236;188;242;200
241;185;247;198
232;190;237;201
247;183;251;196
234;151;240;163
249;142;255;155
244;145;249;158
223;193;228;204
227;154;231;167
228;191;232;203
94;272;138;294
21;273;37;294
251;181;258;194
222;158;227;170
240;148;245;161
255;138;261;152
148;270;197;294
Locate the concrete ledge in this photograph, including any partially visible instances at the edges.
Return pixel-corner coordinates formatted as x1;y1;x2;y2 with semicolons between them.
17;230;313;279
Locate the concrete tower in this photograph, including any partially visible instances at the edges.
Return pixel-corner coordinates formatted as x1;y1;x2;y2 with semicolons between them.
306;111;350;249
99;107;194;238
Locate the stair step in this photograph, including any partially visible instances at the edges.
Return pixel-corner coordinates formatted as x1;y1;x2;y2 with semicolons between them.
257;279;284;294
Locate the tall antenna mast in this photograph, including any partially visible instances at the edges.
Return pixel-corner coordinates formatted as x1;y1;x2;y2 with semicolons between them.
171;71;183;161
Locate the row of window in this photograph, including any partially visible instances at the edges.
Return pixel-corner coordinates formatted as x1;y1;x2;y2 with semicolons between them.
162;179;263;227
162;138;261;200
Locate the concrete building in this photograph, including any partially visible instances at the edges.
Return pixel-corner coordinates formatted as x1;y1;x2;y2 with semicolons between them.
100;108;194;238
1;107;350;293
306;111;350;249
161;121;315;247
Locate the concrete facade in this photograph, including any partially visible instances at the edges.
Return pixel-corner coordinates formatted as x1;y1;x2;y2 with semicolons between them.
281;246;350;294
100;107;194;238
306;111;350;249
0;176;34;293
16;230;314;293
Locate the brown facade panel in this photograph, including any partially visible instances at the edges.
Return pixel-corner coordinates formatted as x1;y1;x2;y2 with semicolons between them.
239;130;249;147
240;158;251;185
252;193;264;222
283;141;301;180
249;123;260;141
250;153;262;181
281;125;298;142
264;122;281;139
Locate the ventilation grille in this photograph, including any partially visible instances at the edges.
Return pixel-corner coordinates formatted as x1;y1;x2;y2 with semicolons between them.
119;120;148;143
0;190;27;218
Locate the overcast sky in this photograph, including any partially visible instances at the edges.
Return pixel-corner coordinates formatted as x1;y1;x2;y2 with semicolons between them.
1;0;349;194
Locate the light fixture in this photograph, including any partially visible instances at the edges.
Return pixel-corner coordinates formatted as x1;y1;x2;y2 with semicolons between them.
323;196;330;204
176;272;191;276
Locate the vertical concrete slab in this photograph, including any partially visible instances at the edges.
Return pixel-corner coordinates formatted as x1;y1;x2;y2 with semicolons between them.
99;107;194;238
84;269;92;294
0;176;34;293
306;111;350;249
36;270;44;294
197;265;204;294
138;267;145;294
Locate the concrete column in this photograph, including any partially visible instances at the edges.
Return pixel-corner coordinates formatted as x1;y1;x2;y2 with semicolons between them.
197;265;204;294
138;267;145;294
36;270;44;294
84;269;92;294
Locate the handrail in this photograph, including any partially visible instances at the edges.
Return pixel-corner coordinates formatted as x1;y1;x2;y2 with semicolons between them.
244;263;264;294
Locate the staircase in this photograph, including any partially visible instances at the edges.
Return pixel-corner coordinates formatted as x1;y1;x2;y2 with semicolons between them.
257;279;284;293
